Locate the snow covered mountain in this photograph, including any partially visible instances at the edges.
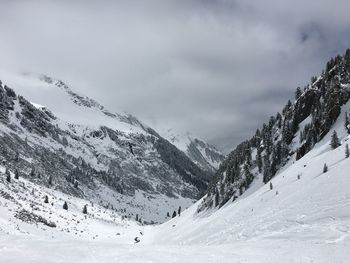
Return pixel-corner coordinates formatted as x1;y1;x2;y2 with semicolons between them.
0;80;349;262
143;112;350;261
1;50;350;262
163;129;225;172
198;49;350;212
0;72;213;223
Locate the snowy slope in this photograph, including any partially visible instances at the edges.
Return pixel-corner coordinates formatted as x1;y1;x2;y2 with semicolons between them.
0;72;210;224
0;103;349;262
199;50;350;212
139;103;350;261
0;71;146;134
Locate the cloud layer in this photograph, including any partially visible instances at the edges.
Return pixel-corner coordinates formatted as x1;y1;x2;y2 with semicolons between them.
1;0;350;152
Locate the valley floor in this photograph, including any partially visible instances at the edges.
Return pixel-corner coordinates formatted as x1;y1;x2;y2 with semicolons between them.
1;236;349;263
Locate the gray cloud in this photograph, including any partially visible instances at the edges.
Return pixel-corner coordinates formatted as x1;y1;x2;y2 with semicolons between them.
1;0;350;153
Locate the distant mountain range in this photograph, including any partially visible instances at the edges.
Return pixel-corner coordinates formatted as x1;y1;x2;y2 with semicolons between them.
163;129;225;172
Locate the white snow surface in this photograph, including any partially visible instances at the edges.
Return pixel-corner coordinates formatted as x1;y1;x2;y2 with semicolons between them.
0;71;146;134
1;106;350;262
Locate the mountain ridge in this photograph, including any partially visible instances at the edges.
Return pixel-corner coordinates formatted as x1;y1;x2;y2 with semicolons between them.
0;73;216;223
163;129;225;172
198;48;350;212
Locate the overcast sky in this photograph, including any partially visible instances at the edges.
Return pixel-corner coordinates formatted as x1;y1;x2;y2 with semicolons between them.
1;0;350;153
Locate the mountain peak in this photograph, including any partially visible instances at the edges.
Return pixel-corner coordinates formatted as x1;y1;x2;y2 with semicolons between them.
0;72;212;223
163;129;225;172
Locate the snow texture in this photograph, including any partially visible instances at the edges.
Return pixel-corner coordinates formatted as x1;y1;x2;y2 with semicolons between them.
1;105;350;262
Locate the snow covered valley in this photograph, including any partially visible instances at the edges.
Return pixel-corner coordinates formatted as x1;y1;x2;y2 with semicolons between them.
1;114;350;262
2;1;350;262
1;56;350;262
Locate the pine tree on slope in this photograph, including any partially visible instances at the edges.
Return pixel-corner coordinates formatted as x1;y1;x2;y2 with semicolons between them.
345;111;349;132
6;173;11;183
14;169;19;180
295;87;302;100
256;150;263;173
83;205;88;214
330;130;341;149
323;163;328;173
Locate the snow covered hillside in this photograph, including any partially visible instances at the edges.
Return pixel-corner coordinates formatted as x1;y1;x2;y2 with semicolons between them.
0;72;212;223
199;49;350;212
0;103;349;262
142;107;350;261
0;71;147;134
1;51;350;262
0;166;142;242
163;129;225;172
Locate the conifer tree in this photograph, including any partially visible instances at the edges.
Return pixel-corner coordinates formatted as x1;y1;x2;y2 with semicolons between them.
256;150;262;173
83;205;88;214
178;206;181;216
269;182;273;190
214;190;220;207
346;144;349;158
263;154;271;183
311;76;317;84
14;169;19;180
330;130;340;149
166;212;170;217
48;175;53;186
128;143;134;155
295;87;302;100
323;163;328;173
44;195;49;203
172;211;177;218
62;137;68;146
63;201;68;210
345;111;349;131
239;185;243;196
6;173;11;183
244;163;254;187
